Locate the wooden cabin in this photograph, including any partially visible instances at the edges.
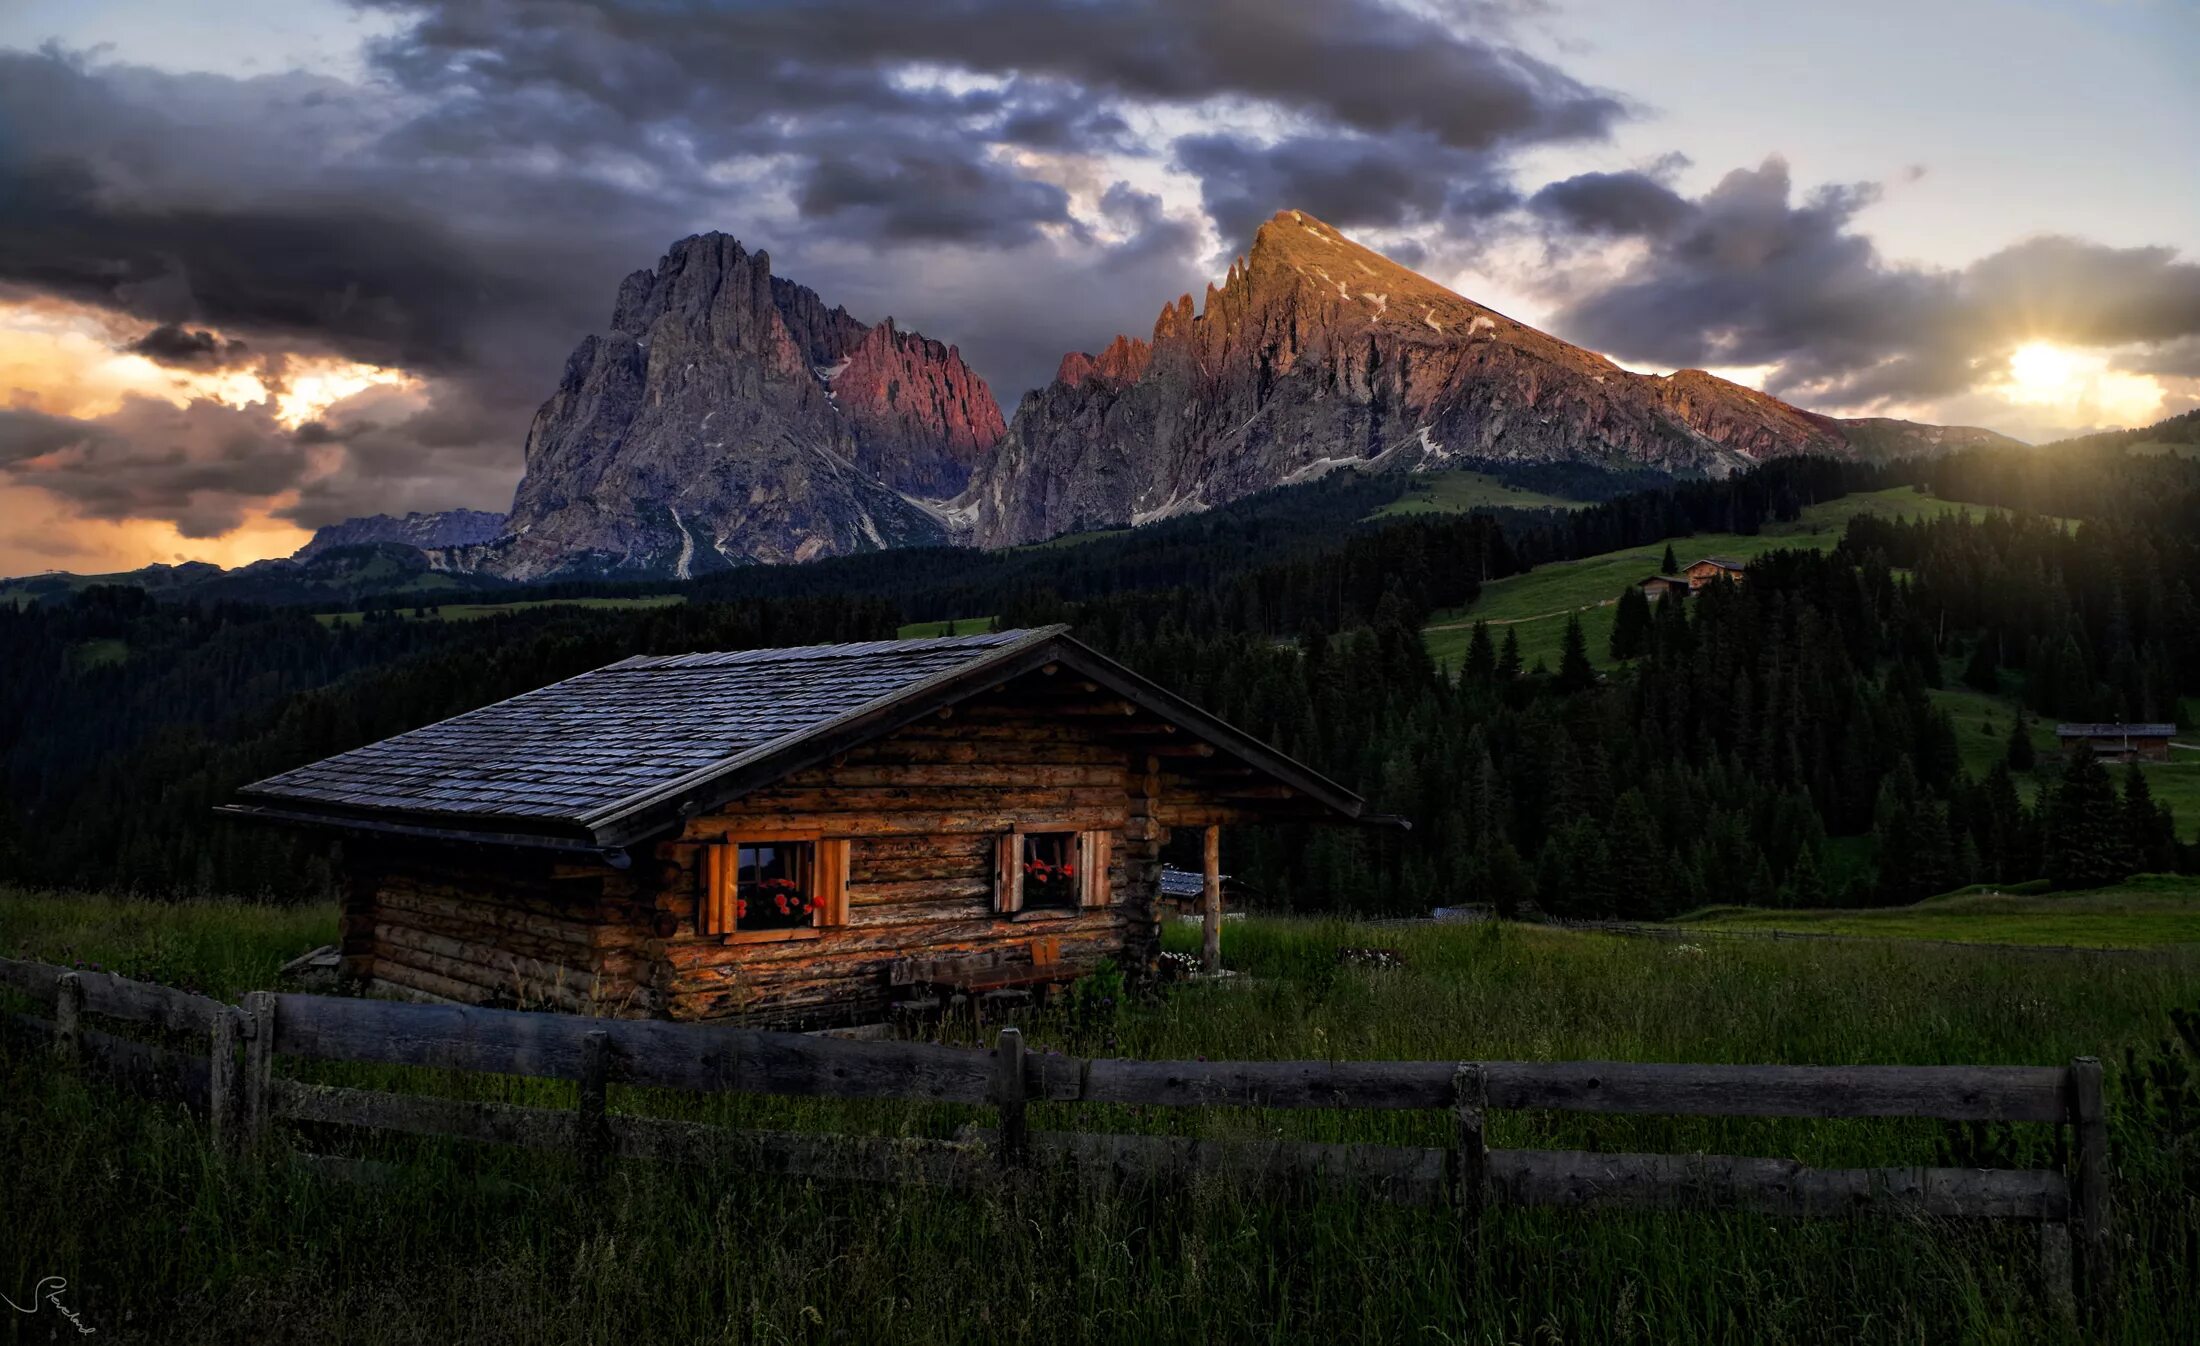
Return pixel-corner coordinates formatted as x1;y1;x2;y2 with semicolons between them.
1636;575;1689;602
221;627;1393;1026
1682;557;1748;590
2054;722;2177;764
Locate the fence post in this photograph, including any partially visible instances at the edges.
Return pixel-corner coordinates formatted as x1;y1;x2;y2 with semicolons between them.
52;972;83;1068
577;1029;610;1186
2068;1055;2110;1320
207;1008;238;1153
991;1027;1027;1167
1452;1063;1488;1282
243;992;276;1153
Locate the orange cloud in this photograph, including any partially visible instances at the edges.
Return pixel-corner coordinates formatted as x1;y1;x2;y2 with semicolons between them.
0;484;312;578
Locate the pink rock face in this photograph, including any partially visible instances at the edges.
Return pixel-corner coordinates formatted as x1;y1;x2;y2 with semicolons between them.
965;208;1985;548
487;232;1007;580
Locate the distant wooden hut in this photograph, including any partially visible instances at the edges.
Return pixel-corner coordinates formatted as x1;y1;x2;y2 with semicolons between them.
221;627;1396;1025
2054;722;2177;763
1682;557;1748;590
1637;574;1690;602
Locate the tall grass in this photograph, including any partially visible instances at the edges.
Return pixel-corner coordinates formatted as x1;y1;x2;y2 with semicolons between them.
2;892;2196;1343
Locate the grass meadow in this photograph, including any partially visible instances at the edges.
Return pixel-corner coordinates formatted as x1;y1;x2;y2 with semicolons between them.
2;888;2197;1343
1422;487;2016;674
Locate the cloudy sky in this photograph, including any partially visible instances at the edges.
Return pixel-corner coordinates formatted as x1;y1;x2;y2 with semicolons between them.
1;0;2195;575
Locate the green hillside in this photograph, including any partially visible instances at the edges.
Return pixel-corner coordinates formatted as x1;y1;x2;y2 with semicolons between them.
1424;487;2006;674
1371;470;1585;517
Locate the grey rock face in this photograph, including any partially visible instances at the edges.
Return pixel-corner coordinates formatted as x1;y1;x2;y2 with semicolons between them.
292;509;506;560
472;233;1002;580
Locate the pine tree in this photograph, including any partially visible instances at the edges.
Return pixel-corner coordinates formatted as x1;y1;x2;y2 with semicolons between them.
1782;844;1828;907
1609;585;1652;661
1495;627;1523;683
2007;714;2037;771
2045;747;2136;889
1555;615;1597;693
1462;621;1496;685
1962;636;1998;692
2122;763;2178;873
1661;543;1679;576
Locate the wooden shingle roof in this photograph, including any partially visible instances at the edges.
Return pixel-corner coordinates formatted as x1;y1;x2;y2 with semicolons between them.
223;626;1377;854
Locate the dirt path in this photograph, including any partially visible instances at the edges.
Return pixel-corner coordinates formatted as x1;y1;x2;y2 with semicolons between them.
1425;597;1617;633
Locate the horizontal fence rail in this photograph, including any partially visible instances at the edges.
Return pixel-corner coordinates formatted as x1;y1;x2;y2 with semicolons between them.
0;954;2111;1318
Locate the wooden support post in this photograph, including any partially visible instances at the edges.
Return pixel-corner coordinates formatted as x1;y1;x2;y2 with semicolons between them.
578;1029;611;1186
991;1027;1027;1167
243;991;276;1153
52;972;83;1068
2038;1220;2075;1327
1452;1064;1488;1284
1202;824;1223;972
2068;1055;2110;1319
207;1007;238;1153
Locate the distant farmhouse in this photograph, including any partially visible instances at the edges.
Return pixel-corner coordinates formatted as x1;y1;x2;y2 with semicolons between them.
1637;556;1748;602
221;628;1396;1026
2054;722;2177;763
1682;557;1749;590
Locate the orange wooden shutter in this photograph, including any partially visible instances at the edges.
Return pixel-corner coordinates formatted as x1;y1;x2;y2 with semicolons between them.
994;833;1024;914
1079;831;1112;907
701;844;730;935
818;839;851;926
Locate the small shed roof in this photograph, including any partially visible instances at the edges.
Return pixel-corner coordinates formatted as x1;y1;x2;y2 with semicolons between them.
224;626;1376;853
2054;723;2177;738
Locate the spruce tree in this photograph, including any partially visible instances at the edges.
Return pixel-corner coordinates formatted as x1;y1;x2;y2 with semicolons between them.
1495;627;1523;683
2122;763;2178;873
1462;621;1496;685
1610;585;1652;660
1962;636;1998;692
1783;844;1828;907
2045;747;2136;889
2007;714;2037;771
1661;543;1679;576
1555;615;1597;693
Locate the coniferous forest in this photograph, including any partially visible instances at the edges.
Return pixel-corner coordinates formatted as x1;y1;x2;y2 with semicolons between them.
5;444;2197;919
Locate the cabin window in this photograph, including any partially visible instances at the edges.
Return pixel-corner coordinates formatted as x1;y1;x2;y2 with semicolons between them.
1021;832;1079;910
993;828;1111;916
738;842;815;930
701;837;849;940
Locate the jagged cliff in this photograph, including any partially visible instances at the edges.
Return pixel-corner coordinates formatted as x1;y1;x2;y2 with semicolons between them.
468;233;1002;579
964;210;1891;546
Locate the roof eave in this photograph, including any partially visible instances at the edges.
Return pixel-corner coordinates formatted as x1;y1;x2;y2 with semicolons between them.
215;803;634;864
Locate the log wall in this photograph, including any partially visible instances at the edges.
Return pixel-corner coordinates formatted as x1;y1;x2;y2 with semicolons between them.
655;710;1157;1023
344;688;1275;1025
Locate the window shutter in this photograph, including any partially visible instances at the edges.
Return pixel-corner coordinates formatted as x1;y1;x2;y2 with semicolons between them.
1079;830;1113;907
818;839;851;926
994;833;1024;914
701;844;731;935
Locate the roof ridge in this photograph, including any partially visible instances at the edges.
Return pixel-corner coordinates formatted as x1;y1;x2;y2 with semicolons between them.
612;626;1058;672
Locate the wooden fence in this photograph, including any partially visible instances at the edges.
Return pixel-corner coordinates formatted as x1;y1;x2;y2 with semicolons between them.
0;955;2110;1316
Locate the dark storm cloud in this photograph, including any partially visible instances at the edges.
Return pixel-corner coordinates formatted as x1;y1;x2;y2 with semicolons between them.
0;399;309;538
1176;131;1519;250
361;0;1622;157
1542;158;2200;409
0;1;1632;544
124;324;250;368
1527;169;1692;237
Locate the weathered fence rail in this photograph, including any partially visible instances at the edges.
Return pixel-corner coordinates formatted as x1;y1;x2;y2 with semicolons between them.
0;954;2111;1316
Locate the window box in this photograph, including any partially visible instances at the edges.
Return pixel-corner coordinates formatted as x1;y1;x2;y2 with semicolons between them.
701;835;849;939
993;828;1111;915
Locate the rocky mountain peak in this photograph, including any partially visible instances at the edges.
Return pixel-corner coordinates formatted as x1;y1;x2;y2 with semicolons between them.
464;231;1005;580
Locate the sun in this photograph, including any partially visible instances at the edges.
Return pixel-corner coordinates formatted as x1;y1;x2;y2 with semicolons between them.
2006;341;2085;402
